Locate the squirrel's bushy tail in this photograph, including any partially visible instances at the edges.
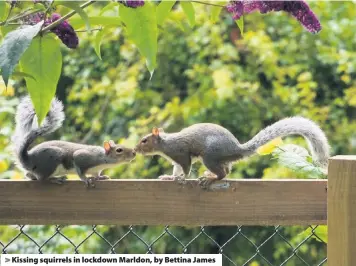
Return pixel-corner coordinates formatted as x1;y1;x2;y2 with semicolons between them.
12;96;65;168
241;116;330;168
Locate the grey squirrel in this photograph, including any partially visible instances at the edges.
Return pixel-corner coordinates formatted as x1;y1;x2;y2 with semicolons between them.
12;96;136;187
134;117;330;188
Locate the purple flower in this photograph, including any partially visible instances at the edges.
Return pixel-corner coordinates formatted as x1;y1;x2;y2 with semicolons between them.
226;1;244;20
226;0;321;33
49;13;79;49
23;12;79;49
22;12;47;24
122;0;145;8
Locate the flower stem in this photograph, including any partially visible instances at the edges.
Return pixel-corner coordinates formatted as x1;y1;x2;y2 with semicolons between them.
190;0;226;8
7;9;42;23
75;27;102;32
41;0;96;33
40;1;54;32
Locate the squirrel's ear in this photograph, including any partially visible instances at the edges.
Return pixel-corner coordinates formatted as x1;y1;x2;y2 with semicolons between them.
152;127;160;136
103;141;111;154
109;140;116;147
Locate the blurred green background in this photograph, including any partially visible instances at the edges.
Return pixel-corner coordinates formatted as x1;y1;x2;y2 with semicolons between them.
1;1;355;264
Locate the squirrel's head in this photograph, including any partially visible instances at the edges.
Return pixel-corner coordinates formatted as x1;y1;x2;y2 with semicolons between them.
135;127;164;154
103;140;136;162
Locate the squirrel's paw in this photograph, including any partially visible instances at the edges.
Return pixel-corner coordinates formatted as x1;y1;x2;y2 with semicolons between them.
198;176;217;190
85;178;96;188
158;175;176;181
25;172;38;181
175;175;186;184
48;176;67;185
94;175;110;181
159;175;186;184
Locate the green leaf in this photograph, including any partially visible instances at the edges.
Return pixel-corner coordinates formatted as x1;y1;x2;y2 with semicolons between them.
57;1;91;31
210;6;223;23
12;71;36;80
119;2;158;77
0;21;44;87
94;27;114;60
210;1;227;23
236;16;244;36
272;144;327;178
19;35;62;125
33;2;48;10
0;69;36;81
100;2;119;16
0;25;17;37
0;1;9;21
301;226;328;243
167;16;185;32
180;1;195;27
70;16;122;29
157;0;176;25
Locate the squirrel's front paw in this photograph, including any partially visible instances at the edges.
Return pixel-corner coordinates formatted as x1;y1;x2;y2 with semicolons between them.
158;175;176;181
159;175;186;184
85;178;96;188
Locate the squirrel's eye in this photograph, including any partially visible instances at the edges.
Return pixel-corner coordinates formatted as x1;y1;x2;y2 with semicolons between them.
116;148;123;153
142;139;147;144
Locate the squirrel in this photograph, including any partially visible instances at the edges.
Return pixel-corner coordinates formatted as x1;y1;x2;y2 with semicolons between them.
12;95;136;188
134;117;330;188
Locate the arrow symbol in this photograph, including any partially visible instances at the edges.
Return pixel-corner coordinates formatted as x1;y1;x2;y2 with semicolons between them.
5;258;10;262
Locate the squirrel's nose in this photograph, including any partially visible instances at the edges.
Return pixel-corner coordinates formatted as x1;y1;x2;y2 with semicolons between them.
132;150;136;156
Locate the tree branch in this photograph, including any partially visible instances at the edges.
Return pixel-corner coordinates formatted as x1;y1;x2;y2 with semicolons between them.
7;8;40;23
190;0;226;8
76;27;102;32
41;0;96;33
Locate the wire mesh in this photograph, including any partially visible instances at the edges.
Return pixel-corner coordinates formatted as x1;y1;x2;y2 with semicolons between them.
0;225;326;266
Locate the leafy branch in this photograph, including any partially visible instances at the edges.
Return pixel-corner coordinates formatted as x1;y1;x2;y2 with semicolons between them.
2;8;39;25
190;1;225;8
41;0;95;33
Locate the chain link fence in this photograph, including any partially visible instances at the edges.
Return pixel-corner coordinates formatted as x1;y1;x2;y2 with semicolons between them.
0;225;327;266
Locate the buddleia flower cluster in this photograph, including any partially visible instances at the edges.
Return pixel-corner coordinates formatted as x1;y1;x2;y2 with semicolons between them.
226;0;321;33
49;13;79;49
120;0;145;8
23;12;79;49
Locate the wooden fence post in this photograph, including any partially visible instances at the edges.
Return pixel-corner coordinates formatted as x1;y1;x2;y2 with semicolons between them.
328;155;356;266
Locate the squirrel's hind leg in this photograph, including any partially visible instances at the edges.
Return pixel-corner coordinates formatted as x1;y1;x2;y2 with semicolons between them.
199;159;230;189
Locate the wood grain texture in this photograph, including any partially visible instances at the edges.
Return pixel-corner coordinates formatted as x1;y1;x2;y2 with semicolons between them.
328;155;356;266
0;179;327;225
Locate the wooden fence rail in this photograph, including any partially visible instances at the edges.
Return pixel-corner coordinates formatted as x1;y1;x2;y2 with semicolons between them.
0;179;327;226
1;155;356;266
